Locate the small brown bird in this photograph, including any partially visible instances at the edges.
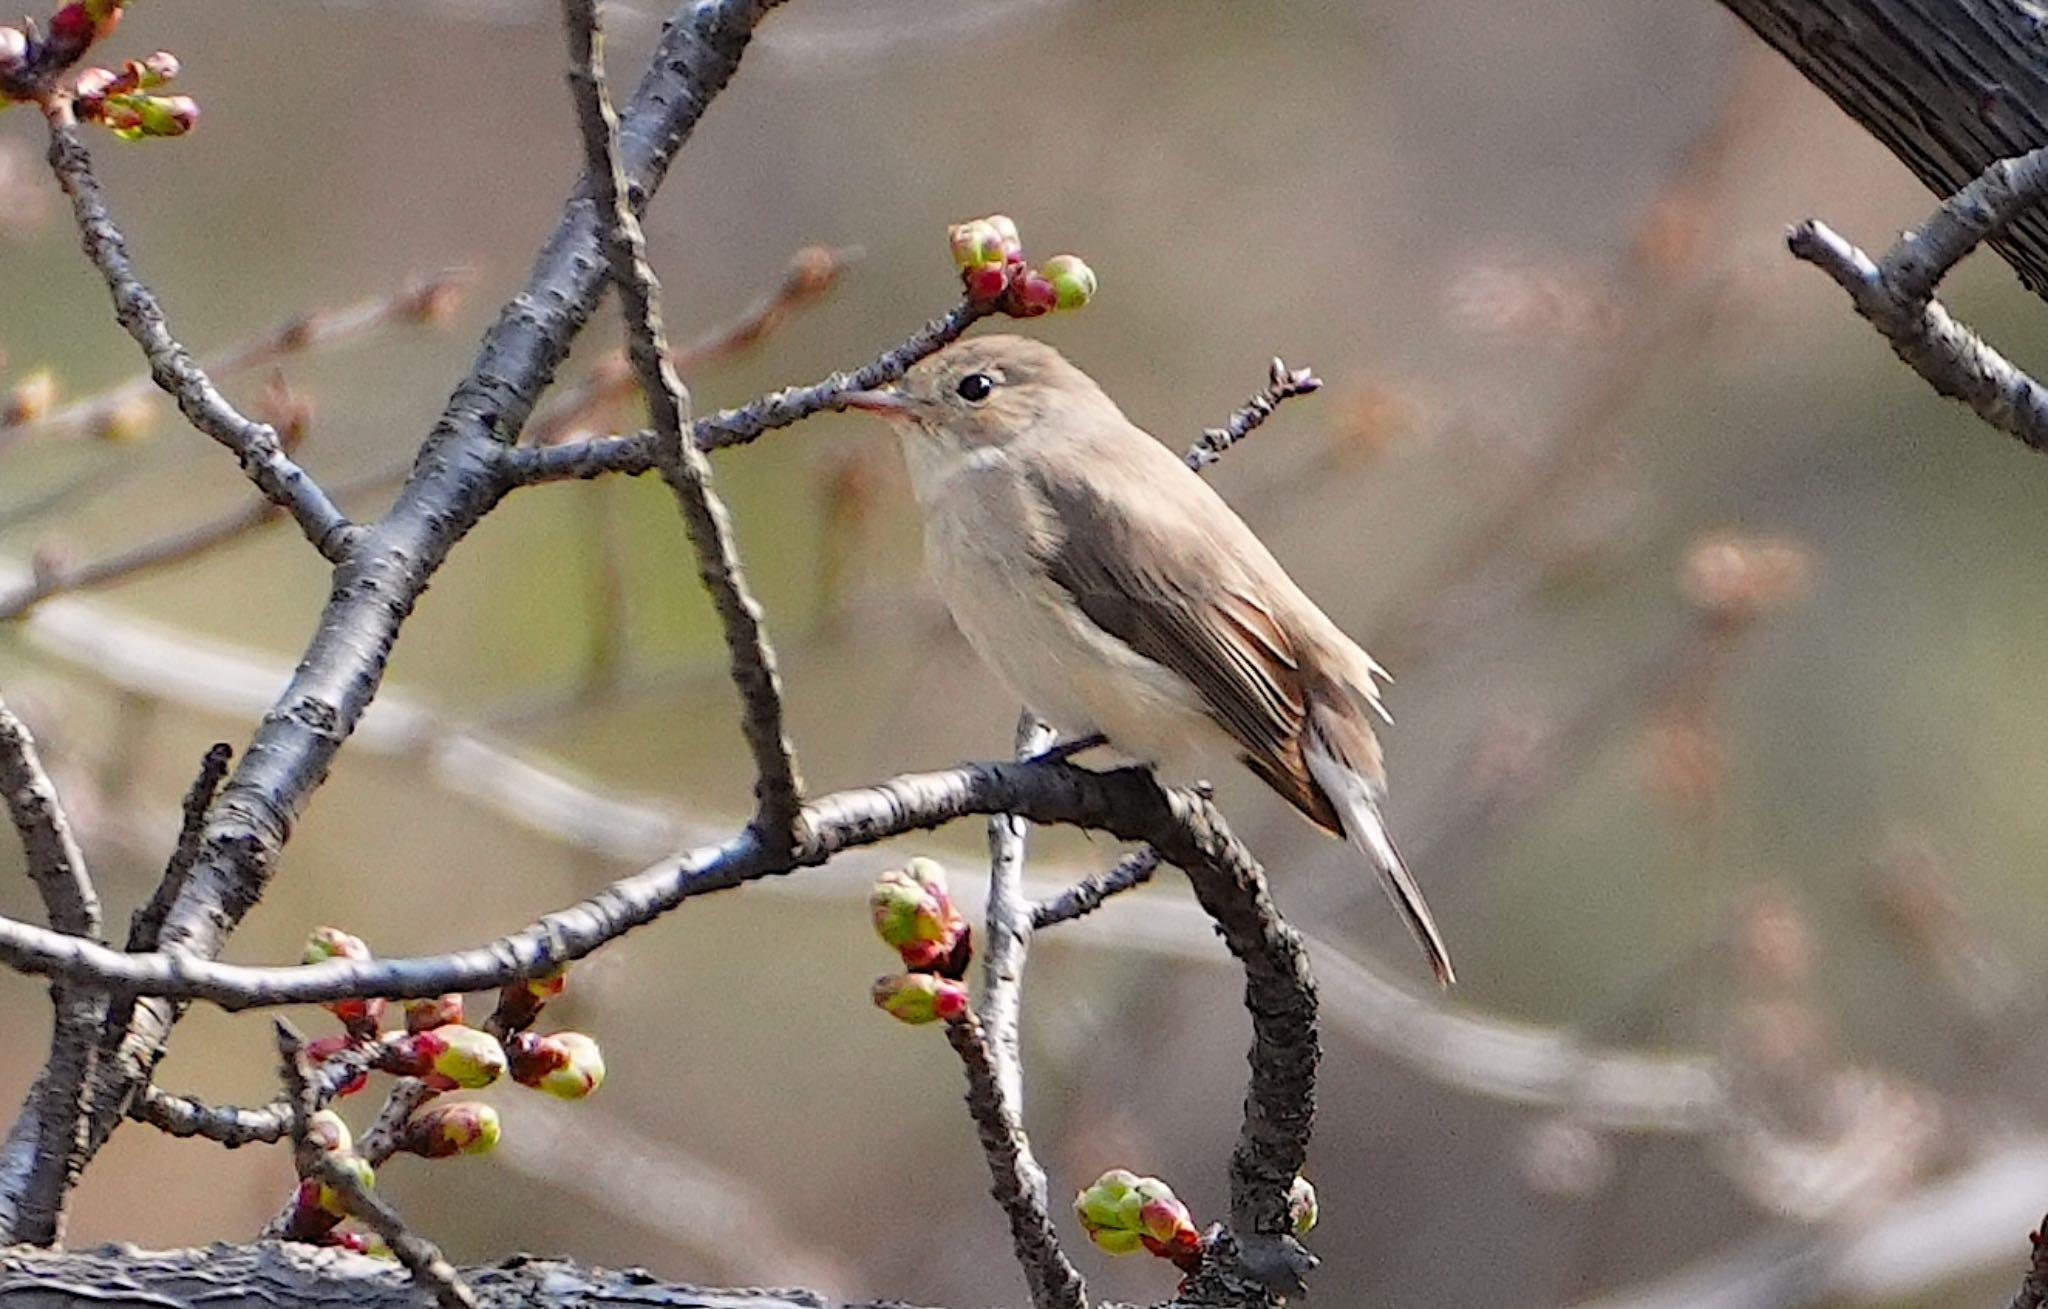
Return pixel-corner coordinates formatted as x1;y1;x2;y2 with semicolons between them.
844;335;1453;985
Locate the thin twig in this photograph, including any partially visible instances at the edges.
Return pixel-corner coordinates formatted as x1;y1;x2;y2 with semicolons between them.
527;243;859;446
562;0;803;845
274;1023;477;1309
1183;357;1322;469
1031;847;1160;929
130;1043;380;1148
0;459;409;623
502;297;988;486
0;271;470;453
944;1009;1087;1309
0;703;97;941
41;115;359;562
126;744;234;954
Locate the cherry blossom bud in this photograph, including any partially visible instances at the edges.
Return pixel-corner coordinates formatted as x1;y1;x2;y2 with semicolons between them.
506;1030;606;1100
302;928;384;1034
101;93;199;140
1075;1170;1204;1266
1009;271;1058;317
1286;1176;1318;1236
396;1102;501;1158
403;993;464;1034
490;966;568;1034
871;973;970;1025
314;1155;376;1217
381;1025;506;1089
986;214;1022;262
4;370;56;426
131;51;178;89
0;28;29;73
91;391;155;443
1041;254;1097;311
950;218;1006;271
303;1109;352;1156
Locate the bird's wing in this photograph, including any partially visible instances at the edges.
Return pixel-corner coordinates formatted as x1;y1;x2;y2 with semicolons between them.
1025;463;1342;832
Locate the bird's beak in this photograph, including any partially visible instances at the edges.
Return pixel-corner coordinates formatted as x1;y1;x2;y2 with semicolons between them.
839;387;912;417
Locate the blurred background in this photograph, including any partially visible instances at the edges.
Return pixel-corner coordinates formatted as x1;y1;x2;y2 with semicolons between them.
2;1;2045;1305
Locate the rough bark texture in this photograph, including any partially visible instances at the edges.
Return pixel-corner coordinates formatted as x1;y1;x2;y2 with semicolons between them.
1716;0;2048;296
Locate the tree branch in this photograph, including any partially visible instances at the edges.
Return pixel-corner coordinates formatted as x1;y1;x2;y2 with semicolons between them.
50;0;787;1193
0;696;99;1245
1786;144;2048;452
562;0;802;844
41;115;359;562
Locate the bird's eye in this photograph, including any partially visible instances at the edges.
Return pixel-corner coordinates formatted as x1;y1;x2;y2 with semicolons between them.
955;372;996;404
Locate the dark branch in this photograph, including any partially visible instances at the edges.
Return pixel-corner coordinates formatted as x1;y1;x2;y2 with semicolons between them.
1031;847;1160;929
41;117;359;562
943;1010;1087;1309
1184;358;1321;470
562;0;802;843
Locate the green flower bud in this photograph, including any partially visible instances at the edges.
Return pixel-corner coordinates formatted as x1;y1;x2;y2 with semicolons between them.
1041;254;1097;311
398;1102;501;1158
507;1030;606;1100
871;973;970;1024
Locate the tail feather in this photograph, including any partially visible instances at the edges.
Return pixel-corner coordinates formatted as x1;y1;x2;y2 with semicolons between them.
1305;716;1455;987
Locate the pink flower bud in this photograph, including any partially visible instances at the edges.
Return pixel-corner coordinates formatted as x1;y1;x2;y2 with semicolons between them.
986;214;1023;261
1008;272;1058;317
871;973;970;1025
132;50;177;88
403;993;464;1034
965;262;1010;303
303;1109;352;1156
303;926;370;964
506;1031;606;1100
396;1102;501;1159
1287;1176;1318;1236
1075;1170;1204;1266
0;28;27;71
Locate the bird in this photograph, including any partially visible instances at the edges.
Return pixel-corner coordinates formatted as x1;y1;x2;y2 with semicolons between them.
841;334;1453;986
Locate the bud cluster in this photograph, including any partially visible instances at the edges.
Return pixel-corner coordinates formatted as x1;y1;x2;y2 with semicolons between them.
947;214;1096;318
71;50;197;139
1073;1169;1206;1270
868;859;974;1027
0;3;138;107
278;926;605;1247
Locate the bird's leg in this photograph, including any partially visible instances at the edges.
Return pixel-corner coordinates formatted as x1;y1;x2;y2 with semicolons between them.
1026;732;1108;764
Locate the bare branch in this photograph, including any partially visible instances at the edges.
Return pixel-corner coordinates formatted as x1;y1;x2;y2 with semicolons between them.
0;697;99;1246
980;712;1054;1108
0;459;410;624
943;1009;1087;1309
41;116;359;562
1031;847;1160;929
0;271;469;453
1183;357;1322;470
1788;144;2048;452
528;243;859;446
131;1043;379;1149
502;297;988;486
562;0;802;843
60;0;787;1189
125;744;233;955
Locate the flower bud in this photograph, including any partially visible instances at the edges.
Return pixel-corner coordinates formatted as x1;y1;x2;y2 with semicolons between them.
284;1177;342;1241
380;1024;506;1089
986;214;1023;261
965;262;1010;303
506;1030;606;1100
1008;271;1058;317
949;219;1006;271
131;51;178;89
314;1154;376;1217
1286;1176;1318;1236
0;27;29;71
1076;1170;1203;1264
870;867;949;948
1041;254;1097;311
303;926;370;964
490;965;568;1034
4;370;56;427
330;1230;392;1258
106;93;199;139
396;1102;501;1158
871;972;970;1025
91;391;155;443
402;993;464;1034
303;1109;352;1156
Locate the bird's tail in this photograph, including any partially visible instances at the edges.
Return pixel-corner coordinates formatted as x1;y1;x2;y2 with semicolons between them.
1305;705;1456;987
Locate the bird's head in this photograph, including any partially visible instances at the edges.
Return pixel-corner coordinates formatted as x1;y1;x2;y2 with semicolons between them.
840;334;1114;455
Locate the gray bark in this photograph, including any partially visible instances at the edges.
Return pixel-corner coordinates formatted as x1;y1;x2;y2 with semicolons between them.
1716;0;2048;296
